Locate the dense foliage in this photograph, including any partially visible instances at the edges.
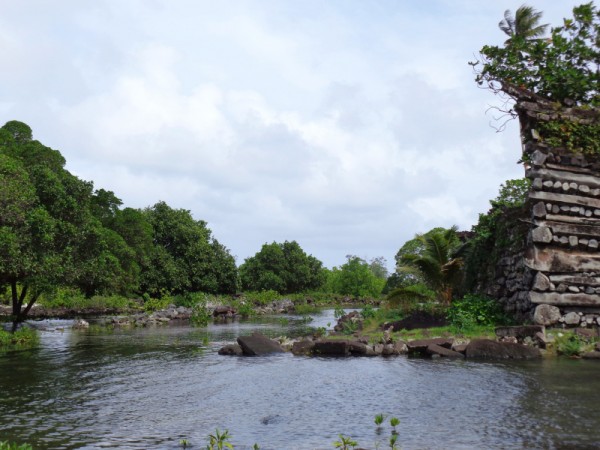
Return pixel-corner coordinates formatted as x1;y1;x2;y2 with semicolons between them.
140;202;237;296
0;121;237;323
463;178;530;293
475;2;600;106
325;256;387;298
239;240;325;294
475;3;600;154
388;226;463;305
446;294;511;332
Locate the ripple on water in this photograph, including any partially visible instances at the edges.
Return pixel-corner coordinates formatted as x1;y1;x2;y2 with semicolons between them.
1;313;600;449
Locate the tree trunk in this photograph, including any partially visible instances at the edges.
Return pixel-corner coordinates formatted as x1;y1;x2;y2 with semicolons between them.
10;282;31;332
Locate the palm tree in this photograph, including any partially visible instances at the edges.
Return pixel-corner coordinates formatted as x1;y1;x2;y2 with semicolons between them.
498;5;548;43
388;227;463;306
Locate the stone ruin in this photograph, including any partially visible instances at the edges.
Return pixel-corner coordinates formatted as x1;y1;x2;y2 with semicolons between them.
485;86;600;328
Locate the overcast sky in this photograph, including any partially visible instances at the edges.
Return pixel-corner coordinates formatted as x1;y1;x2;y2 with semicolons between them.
0;1;584;271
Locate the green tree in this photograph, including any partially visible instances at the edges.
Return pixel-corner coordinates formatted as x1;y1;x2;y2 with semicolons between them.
326;256;385;298
389;226;463;305
239;241;325;294
498;5;548;43
474;2;600;107
0;121;140;325
141;201;237;295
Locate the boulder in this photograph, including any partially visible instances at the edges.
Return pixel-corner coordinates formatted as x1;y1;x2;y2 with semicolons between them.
213;306;236;317
393;341;408;355
348;341;369;356
533;304;561;326
426;344;465;358
237;332;284;356
465;339;541;360
218;344;243;356
291;340;315;356
534;332;548;349
313;340;349;356
495;325;544;341
563;312;581;326
582;351;600;360
72;319;89;329
451;343;468;354
381;344;396;356
407;338;454;353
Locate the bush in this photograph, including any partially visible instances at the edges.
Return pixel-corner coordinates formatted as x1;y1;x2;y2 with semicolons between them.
447;295;510;331
39;287;87;308
556;334;585;357
244;290;281;306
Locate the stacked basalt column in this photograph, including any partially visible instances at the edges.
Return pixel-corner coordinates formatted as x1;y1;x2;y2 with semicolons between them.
513;88;600;326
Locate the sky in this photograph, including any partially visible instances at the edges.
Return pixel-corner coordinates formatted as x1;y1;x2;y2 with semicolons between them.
0;1;585;271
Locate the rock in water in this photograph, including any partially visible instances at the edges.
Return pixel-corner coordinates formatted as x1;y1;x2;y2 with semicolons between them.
237;332;284;356
465;339;541;360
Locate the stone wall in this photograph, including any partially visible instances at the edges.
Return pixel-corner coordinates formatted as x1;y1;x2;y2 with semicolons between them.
488;86;600;326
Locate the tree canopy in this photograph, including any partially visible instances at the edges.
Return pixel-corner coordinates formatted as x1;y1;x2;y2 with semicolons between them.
388;226;463;305
474;2;600;107
326;255;386;298
239;241;325;294
0;121;238;324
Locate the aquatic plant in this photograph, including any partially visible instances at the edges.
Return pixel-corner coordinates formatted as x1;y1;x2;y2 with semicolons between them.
0;327;38;349
389;433;400;450
190;301;212;327
0;442;33;450
333;434;358;450
207;428;234;450
390;417;400;434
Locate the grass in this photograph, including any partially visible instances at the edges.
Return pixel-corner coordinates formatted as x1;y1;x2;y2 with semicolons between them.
0;442;33;450
0;327;39;350
546;329;598;357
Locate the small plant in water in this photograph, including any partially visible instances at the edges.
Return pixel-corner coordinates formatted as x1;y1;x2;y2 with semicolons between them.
374;413;386;428
390;417;400;434
207;428;234;450
179;438;190;448
333;434;358;450
389;433;400;450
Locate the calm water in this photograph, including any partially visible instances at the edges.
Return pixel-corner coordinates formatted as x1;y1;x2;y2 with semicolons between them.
1;310;600;450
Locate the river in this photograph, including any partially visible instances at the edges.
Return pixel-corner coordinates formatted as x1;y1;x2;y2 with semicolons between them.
1;309;599;449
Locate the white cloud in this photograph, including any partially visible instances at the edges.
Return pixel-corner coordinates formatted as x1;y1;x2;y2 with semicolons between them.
0;0;583;269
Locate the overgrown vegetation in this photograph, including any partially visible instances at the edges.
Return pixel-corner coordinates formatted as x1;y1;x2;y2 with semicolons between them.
0;327;38;350
473;2;600;153
0;442;33;450
446;294;512;333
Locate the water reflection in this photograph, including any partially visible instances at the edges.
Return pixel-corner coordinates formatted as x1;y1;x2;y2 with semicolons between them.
0;310;599;449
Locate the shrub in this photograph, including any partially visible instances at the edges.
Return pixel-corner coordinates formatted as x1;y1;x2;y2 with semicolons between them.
556;334;585;357
190;300;212;327
447;294;509;331
244;290;281;306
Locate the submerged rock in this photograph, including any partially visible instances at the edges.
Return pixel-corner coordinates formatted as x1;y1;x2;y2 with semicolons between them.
218;344;243;356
